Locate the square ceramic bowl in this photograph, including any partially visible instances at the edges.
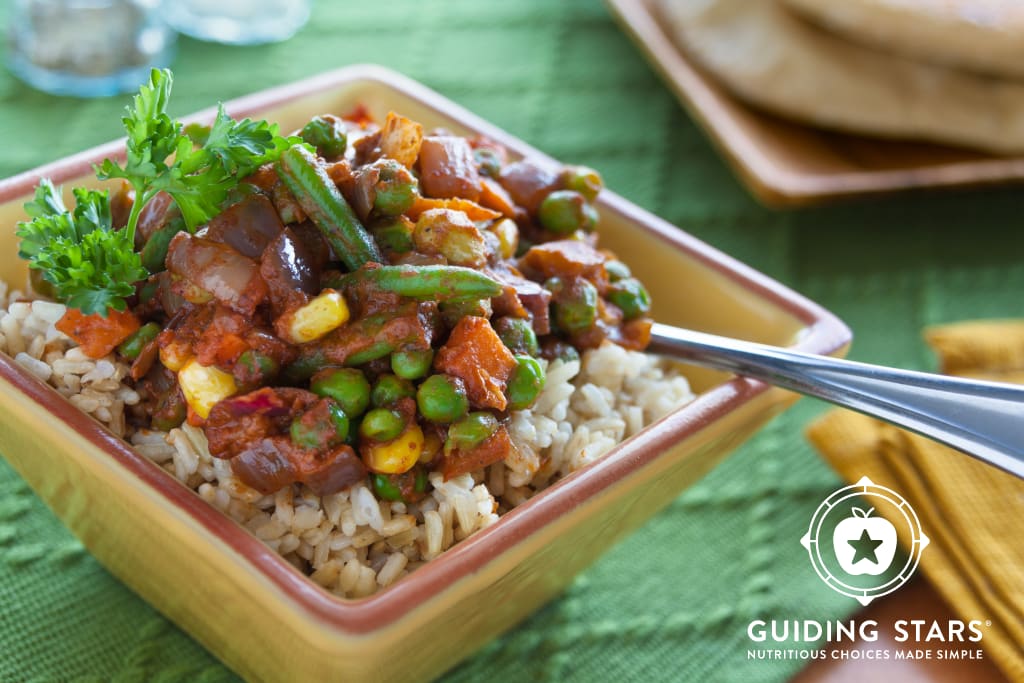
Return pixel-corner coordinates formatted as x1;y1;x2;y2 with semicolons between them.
0;65;850;682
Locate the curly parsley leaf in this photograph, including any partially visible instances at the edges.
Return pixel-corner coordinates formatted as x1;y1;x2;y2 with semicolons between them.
96;68;298;235
18;68;297;317
15;183;146;316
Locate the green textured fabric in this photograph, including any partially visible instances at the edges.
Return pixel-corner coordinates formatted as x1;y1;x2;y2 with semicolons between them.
1;1;1021;681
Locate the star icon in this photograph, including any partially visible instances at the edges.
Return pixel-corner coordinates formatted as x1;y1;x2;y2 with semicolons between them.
848;529;884;564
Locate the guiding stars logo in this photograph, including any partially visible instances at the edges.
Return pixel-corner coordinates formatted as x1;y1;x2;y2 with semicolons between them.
801;477;929;605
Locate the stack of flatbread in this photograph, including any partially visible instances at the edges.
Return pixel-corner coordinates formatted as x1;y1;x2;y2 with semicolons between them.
658;0;1024;154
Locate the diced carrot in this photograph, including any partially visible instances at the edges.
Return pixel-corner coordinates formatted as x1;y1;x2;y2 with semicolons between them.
478;178;517;218
435;316;517;411
520;239;609;286
405;196;501;222
442;426;515;480
55;307;141;359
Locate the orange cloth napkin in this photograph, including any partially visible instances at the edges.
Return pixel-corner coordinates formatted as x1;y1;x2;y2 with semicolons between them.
807;320;1024;682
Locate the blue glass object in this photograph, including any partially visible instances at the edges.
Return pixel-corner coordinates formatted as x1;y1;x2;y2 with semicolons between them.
161;0;311;45
7;0;175;98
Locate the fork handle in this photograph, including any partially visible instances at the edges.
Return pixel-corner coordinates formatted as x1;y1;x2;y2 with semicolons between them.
649;323;1024;479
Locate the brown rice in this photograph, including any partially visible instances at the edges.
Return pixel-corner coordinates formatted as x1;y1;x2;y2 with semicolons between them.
0;283;694;598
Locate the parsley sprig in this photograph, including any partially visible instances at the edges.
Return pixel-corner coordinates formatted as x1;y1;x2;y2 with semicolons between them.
97;68;295;238
16;181;146;315
15;68;297;317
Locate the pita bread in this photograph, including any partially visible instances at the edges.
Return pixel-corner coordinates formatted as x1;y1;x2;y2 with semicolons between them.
658;0;1024;154
783;0;1024;79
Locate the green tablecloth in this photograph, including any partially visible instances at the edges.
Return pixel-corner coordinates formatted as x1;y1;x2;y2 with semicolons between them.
2;1;1022;681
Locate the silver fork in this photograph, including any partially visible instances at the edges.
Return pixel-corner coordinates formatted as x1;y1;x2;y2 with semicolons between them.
649;322;1024;479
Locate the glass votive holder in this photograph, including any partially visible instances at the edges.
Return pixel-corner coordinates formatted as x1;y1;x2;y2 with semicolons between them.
161;0;311;46
7;0;175;98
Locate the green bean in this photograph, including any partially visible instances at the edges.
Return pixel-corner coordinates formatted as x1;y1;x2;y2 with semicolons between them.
372;159;418;217
494;317;539;356
300;115;347;159
372;374;416;407
360;407;405;442
607;277;651;320
604;260;631;282
292;303;433;371
562;165;603;202
548;277;599;334
391;349;434;380
277;145;382;270
137;278;159;306
445;412;498;454
416;374;469;423
414;469;428;494
310;368;371;417
506;355;546;410
117;322;160;360
330;265;502;301
370;218;415;254
370;473;404;501
538;190;590;235
140;214;184;273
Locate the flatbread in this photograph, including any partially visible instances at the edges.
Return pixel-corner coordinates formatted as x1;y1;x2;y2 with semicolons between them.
783;0;1024;80
658;0;1024;154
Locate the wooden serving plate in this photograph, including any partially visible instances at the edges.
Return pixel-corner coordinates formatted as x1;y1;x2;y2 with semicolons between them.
606;0;1024;207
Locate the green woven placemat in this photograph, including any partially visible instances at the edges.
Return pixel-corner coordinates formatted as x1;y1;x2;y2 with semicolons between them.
2;1;1022;681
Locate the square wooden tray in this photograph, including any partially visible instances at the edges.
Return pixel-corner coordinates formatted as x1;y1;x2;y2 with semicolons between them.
607;0;1024;207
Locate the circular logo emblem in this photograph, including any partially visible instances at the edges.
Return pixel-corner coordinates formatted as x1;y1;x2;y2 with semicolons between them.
800;476;929;605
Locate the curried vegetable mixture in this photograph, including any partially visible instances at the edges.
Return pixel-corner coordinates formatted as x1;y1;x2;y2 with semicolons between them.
15;70;653;505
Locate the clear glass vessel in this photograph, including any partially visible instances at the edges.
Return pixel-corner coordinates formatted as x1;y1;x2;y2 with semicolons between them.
161;0;311;45
7;0;175;97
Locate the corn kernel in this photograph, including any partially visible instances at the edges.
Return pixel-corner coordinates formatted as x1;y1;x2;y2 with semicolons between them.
178;358;238;419
365;424;424;474
491;218;519;260
286;289;350;344
159;341;192;372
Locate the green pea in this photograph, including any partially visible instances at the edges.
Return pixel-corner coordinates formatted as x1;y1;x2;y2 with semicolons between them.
311;368;371;417
234;348;280;388
371;473;404;501
416;374;469;423
445;412;499;454
494;317;539;356
300;115;347;159
373;159;419;217
548;277;599;334
439;298;491;328
563;165;603;202
538;190;590;235
360;407;405;442
370;217;415;254
327;402;350;444
391;349;434;380
607;278;651;320
506;356;546;411
605;260;631;282
290;418;322;450
372;374;416;407
117;322;160;360
474;147;502;177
